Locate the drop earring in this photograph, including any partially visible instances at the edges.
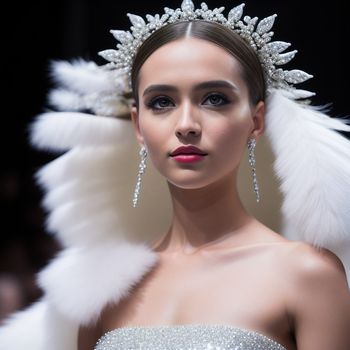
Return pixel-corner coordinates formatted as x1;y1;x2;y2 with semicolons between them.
247;138;260;203
132;145;147;208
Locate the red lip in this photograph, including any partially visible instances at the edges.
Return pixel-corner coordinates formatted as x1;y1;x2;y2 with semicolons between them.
170;145;207;156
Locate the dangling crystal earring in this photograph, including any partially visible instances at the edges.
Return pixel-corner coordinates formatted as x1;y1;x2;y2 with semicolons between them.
247;138;260;203
132;146;147;208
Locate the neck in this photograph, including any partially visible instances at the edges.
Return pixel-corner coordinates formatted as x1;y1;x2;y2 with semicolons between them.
151;171;254;255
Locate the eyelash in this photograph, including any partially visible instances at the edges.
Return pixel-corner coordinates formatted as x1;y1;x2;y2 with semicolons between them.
146;93;231;111
203;93;230;106
146;96;173;110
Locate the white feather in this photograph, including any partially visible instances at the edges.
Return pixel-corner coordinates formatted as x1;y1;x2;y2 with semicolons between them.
35;146;132;190
50;59;115;94
48;60;131;118
44;303;77;350
0;300;46;349
265;90;350;281
37;242;158;325
0;299;78;350
30;112;134;151
35;144;171;247
30;112;172;248
276;88;316;100
48;89;85;111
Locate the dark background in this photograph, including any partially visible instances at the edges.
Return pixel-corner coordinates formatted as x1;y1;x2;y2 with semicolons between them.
1;0;349;315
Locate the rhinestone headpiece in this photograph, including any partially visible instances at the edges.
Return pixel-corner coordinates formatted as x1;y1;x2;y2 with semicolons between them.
99;0;314;98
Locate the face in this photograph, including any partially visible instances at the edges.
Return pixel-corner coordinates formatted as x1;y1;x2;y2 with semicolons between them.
131;37;265;190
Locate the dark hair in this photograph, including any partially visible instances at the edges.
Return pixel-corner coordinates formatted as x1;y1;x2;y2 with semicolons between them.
131;20;266;108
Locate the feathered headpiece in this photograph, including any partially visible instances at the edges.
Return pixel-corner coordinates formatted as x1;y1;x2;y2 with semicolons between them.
1;1;350;349
45;0;350;268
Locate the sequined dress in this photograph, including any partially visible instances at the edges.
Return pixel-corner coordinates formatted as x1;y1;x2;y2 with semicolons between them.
94;324;287;350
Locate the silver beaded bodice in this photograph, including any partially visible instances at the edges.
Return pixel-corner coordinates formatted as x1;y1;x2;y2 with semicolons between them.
94;324;287;350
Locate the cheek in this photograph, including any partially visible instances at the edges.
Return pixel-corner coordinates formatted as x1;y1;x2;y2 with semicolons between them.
205;116;251;176
209;113;252;163
138;115;170;165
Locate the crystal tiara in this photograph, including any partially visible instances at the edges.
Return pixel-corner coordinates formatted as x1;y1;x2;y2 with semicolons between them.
99;0;314;98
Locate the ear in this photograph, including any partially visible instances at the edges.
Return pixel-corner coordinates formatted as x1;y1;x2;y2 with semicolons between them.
130;106;144;145
250;101;265;140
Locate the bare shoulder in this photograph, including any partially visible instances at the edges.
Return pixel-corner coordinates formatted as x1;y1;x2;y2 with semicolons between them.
281;241;347;281
244;220;348;285
272;240;349;299
275;242;350;348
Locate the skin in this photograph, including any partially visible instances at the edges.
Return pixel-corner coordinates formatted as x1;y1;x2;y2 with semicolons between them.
78;37;350;350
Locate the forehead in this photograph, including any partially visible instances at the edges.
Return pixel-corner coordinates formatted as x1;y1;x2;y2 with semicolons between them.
138;37;246;92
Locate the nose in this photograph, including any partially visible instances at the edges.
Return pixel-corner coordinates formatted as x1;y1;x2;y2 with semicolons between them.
175;102;201;139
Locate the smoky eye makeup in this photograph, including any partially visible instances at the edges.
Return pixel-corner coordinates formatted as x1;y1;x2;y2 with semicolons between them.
145;95;175;110
201;92;232;106
144;91;234;111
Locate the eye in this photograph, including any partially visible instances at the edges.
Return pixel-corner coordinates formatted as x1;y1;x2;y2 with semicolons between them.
146;96;175;110
202;93;230;106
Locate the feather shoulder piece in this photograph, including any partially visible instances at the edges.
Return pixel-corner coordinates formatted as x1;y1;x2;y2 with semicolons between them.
265;89;350;284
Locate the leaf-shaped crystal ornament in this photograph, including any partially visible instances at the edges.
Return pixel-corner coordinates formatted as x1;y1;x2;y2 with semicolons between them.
98;0;314;98
275;51;298;65
127;14;146;29
99;50;120;62
284;70;313;84
228;4;245;24
265;41;291;54
256;14;277;35
110;30;133;44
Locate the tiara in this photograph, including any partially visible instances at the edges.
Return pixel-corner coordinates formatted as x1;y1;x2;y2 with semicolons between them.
98;0;314;98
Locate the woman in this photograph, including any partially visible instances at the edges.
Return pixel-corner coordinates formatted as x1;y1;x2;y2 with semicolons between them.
1;1;350;350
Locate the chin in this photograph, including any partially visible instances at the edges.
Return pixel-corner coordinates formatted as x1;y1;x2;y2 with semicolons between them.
167;181;209;190
158;163;237;190
165;173;225;191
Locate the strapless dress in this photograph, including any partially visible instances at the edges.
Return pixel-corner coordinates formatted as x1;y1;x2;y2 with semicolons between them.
94;323;287;350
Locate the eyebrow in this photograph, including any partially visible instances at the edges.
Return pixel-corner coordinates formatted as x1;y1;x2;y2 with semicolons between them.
142;80;239;97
